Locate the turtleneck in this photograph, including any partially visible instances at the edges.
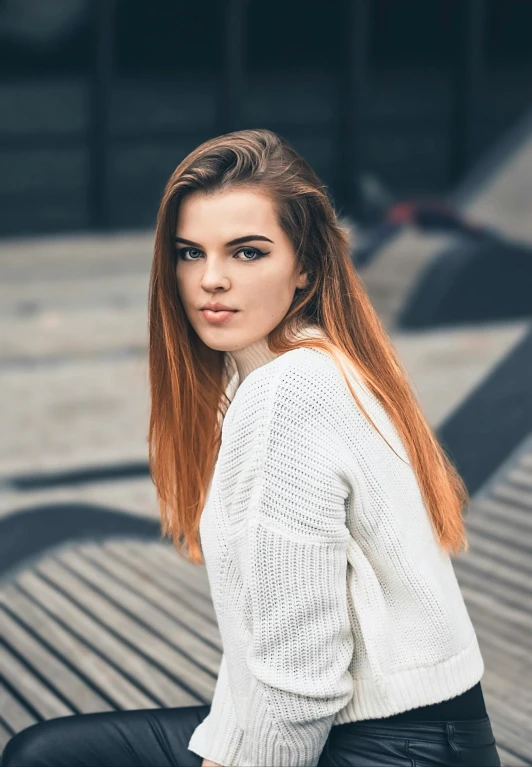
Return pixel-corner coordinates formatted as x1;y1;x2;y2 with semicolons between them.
224;324;327;388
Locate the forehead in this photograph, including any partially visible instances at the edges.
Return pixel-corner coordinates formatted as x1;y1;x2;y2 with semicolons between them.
176;189;276;233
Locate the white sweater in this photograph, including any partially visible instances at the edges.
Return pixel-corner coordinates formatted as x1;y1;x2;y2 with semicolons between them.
187;325;484;767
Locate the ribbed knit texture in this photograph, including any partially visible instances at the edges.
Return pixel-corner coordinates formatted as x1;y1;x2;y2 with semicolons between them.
187;325;484;767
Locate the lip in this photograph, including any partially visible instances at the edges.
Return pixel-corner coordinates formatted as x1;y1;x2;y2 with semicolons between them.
202;302;236;311
201;308;239;324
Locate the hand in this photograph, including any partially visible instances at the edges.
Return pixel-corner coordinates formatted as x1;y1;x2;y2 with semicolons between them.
201;760;224;767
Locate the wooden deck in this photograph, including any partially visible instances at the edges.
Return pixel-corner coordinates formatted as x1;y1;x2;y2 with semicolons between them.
1;440;531;766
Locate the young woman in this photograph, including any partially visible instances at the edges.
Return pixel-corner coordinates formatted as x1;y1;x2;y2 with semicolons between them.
1;129;501;767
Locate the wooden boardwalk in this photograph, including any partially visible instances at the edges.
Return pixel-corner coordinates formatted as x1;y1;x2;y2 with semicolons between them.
1;439;531;765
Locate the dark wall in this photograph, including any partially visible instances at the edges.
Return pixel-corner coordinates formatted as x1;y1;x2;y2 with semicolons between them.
0;0;530;238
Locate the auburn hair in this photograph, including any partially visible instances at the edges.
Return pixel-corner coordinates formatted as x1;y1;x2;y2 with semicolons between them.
148;128;469;565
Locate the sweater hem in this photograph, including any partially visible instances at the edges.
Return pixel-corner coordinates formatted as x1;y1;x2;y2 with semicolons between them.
334;631;485;723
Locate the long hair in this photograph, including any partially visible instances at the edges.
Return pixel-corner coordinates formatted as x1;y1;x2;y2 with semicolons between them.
148;128;469;565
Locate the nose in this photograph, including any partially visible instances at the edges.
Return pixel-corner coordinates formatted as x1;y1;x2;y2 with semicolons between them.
200;257;231;291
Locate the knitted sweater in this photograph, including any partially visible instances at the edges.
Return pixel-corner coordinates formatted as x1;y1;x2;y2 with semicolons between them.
187;325;484;767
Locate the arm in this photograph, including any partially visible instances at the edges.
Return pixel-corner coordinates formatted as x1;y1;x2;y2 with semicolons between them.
227;362;355;767
187;653;244;766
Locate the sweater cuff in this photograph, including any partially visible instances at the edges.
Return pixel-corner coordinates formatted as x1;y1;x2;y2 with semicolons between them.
187;653;244;766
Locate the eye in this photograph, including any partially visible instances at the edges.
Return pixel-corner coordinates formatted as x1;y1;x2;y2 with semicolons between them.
177;247;268;261
178;247;202;261
236;247;267;261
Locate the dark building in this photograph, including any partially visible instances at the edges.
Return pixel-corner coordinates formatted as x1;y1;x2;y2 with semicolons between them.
0;0;531;237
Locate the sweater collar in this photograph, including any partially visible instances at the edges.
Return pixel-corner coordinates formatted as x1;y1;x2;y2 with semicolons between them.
224;323;327;387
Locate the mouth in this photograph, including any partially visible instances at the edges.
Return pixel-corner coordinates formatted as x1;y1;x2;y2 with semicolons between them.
201;308;239;324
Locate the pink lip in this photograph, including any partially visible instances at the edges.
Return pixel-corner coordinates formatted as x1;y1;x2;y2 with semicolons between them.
201;309;239;324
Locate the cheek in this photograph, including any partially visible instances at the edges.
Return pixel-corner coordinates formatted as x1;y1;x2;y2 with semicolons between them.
248;268;294;296
175;269;189;297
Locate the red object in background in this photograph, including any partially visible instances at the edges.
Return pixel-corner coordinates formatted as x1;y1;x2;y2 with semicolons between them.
385;199;483;235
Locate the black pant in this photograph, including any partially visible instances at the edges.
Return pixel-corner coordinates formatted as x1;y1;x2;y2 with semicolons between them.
1;704;501;767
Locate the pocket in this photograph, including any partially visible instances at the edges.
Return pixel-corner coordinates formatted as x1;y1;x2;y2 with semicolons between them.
408;738;500;767
327;731;411;766
407;739;454;767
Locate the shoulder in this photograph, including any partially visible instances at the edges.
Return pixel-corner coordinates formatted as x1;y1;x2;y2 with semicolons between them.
239;347;340;404
224;346;362;439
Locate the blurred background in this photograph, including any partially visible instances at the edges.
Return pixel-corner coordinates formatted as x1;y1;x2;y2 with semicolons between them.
0;0;531;234
1;1;531;765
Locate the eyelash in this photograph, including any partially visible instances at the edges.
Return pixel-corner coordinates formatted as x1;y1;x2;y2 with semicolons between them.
177;246;268;262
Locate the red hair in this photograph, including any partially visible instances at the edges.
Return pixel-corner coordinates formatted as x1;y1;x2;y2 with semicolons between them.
148;129;469;565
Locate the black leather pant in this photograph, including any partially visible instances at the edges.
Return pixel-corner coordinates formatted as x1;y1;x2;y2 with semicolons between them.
1;703;501;767
318;716;501;767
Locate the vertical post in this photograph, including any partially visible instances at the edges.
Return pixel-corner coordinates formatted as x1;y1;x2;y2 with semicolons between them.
218;0;246;134
88;0;114;230
336;0;371;222
448;0;486;186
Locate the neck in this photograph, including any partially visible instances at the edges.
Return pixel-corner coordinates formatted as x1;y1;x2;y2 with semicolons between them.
224;323;327;387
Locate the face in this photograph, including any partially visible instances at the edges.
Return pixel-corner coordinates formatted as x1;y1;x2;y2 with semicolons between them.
175;187;309;352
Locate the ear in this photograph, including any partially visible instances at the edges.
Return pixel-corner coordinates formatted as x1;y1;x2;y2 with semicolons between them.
296;269;310;290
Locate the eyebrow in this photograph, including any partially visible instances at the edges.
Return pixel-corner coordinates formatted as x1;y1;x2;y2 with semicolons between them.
174;234;274;248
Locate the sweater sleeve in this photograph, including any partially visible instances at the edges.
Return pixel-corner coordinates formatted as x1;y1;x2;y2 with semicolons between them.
187;652;244;765
227;361;355;767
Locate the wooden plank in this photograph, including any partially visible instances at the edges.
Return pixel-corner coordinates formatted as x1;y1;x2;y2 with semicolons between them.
455;554;532;611
466;497;532;535
36;555;216;701
81;543;222;649
478;497;532;536
105;541;217;616
0;721;13;755
140;541;214;597
483;707;532;767
459;526;532;576
478;668;532;733
0;685;36;733
123;541;214;603
460;582;532;643
473;631;531;709
466;512;532;555
465;622;529;686
106;542;218;626
58;546;221;680
473;496;532;530
465;514;532;559
1;606;109;713
495;742;532;767
461;573;531;627
0;643;72;720
479;653;532;715
518;453;532;470
481;686;532;757
2;584;161;710
469;608;532;671
506;467;532;490
492;483;532;510
474;634;528;689
13;570;194;708
455;543;532;593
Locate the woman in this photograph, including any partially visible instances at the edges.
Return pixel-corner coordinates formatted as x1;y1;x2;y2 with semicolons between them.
1;129;501;767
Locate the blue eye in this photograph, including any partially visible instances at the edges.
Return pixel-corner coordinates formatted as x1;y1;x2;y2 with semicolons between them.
237;247;267;261
177;247;267;262
178;247;202;260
